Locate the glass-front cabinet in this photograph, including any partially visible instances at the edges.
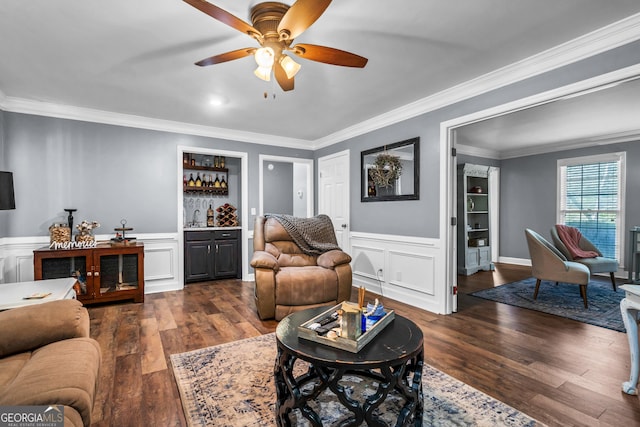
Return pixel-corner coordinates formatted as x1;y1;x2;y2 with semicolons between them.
34;243;144;304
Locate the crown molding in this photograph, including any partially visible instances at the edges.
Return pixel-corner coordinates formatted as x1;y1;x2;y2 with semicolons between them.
0;95;309;150
1;13;640;150
312;12;640;149
497;130;640;160
455;144;501;160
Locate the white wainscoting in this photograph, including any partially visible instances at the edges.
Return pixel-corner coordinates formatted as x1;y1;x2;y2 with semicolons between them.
350;232;446;314
0;233;181;294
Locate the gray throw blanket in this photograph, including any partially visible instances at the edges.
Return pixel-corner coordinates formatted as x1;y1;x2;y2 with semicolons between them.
265;214;341;255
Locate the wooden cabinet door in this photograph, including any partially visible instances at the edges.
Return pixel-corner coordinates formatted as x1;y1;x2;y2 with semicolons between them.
214;239;238;278
93;246;144;303
34;249;94;300
33;244;144;304
185;240;213;282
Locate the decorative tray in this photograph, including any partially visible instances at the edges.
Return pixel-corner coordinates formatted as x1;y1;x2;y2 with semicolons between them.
298;302;395;353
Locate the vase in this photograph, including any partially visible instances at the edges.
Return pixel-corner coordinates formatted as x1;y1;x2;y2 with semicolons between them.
377;186;395;197
75;231;95;244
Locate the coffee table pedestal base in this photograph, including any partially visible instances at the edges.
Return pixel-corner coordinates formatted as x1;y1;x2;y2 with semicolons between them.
274;345;424;427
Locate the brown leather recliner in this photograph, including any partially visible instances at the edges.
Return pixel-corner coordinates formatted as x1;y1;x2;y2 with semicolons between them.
251;216;352;320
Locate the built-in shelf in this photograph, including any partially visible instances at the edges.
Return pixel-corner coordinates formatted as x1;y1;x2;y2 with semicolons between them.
457;163;495;275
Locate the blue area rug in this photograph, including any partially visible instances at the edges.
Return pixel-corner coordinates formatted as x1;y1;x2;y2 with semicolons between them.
470;277;625;332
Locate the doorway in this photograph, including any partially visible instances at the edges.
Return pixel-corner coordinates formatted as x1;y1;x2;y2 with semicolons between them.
259;155;314;217
441;64;640;314
176;146;249;284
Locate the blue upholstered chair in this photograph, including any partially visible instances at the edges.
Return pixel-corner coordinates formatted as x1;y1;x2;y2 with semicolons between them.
525;228;591;308
550;226;618;292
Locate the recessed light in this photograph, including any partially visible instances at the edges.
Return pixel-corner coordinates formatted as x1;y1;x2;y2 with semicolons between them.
209;95;228;107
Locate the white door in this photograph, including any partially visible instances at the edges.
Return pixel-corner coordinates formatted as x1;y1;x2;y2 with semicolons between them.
318;150;350;251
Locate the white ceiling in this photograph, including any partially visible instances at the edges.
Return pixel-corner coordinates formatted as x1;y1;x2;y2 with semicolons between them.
1;0;640;148
455;76;640;159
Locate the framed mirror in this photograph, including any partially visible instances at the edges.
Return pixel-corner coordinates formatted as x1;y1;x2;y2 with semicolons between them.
361;137;419;202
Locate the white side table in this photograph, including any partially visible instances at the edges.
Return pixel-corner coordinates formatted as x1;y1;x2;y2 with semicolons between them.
620;284;640;395
0;277;77;310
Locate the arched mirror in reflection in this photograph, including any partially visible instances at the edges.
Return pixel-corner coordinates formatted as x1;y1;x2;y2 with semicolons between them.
259;155;313;217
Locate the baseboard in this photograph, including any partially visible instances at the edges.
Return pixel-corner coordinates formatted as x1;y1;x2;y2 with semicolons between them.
498;256;531;266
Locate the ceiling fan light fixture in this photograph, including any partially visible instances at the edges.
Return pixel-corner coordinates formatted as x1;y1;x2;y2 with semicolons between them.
280;55;301;79
254;46;275;68
254;65;272;81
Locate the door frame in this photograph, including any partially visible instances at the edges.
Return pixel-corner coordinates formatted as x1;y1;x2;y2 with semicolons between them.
440;64;640;313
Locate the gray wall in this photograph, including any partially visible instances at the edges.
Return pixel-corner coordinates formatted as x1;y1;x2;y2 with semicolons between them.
292;163;308;217
2;112;312;237
3;39;640;254
315;39;640;240
456;143;640;260
499;141;640;259
263;161;294;215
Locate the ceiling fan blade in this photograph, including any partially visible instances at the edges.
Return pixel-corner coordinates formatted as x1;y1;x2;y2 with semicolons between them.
274;61;294;91
195;48;256;66
183;0;260;37
292;44;368;68
277;0;332;40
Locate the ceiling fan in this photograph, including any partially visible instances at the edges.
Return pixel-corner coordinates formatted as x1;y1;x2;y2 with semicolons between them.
183;0;368;91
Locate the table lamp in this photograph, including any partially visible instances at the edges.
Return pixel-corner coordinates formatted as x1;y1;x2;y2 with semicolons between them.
0;172;15;210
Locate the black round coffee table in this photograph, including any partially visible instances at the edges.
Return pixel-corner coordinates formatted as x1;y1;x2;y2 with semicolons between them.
274;306;424;427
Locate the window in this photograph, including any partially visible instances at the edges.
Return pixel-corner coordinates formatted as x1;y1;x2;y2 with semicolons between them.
557;152;626;262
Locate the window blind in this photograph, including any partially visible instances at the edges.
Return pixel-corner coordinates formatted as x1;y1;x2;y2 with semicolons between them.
559;156;622;261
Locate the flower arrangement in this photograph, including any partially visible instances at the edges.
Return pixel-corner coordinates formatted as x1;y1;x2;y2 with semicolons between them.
76;220;100;233
369;153;402;188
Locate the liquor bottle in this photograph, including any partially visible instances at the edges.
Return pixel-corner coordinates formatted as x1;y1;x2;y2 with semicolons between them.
202;174;209;187
207;204;215;227
195;173;202;187
183;175;187;190
368;181;376;197
220;156;225;168
220;175;227;189
213;174;221;188
188;173;195;187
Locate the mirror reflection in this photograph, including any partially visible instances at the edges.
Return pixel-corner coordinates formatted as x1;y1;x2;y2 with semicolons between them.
361;137;419;202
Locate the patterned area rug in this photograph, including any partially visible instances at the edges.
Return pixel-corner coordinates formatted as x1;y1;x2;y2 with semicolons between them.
470;277;625;332
170;334;540;426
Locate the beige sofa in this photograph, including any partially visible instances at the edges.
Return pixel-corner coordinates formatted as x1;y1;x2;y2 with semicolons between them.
0;299;101;426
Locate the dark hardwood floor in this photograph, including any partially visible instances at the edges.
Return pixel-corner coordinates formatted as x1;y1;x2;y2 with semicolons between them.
87;263;640;426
